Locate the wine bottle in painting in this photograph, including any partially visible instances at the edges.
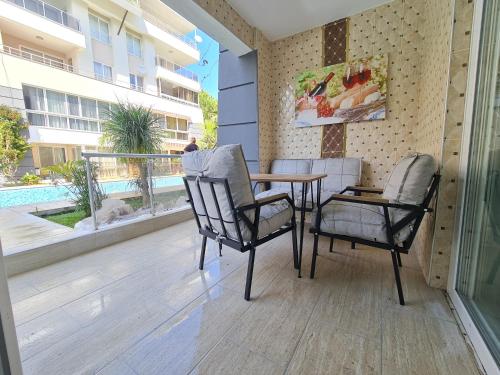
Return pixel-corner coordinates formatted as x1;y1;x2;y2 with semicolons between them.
309;72;334;97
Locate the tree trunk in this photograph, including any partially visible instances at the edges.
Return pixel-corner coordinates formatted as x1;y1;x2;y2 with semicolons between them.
138;162;151;208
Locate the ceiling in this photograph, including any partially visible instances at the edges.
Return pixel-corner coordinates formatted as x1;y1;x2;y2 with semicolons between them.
226;0;392;41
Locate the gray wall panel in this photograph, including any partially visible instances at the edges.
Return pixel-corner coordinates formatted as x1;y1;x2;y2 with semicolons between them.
219;50;257;90
217;49;259;170
218;83;257;126
218;123;258;160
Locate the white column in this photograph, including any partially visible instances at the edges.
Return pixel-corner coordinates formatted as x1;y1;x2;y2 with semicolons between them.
111;19;130;88
68;0;94;74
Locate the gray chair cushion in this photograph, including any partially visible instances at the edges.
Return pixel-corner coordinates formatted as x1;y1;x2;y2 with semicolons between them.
257;201;293;239
315;202;387;242
383;153;437;205
314;153;437;245
182;144;255;241
383;153;437;230
311;158;362;196
269;159;312;192
183;144;293;242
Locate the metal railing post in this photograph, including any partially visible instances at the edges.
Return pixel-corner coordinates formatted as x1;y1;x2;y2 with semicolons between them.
147;158;155;216
85;157;98;230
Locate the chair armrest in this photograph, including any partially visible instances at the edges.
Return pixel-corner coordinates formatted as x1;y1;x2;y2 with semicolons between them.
255;193;289;206
325;194;425;212
331;194;389;205
343;186;384;194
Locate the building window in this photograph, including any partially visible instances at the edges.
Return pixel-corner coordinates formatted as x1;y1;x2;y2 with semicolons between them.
81;98;98;118
22;85;112;133
126;32;142;57
98;101;111;120
46;90;66;114
166;116;177;130
39;146;66;168
177;118;188;131
93;61;112;82
129;74;144;91
89;14;110;44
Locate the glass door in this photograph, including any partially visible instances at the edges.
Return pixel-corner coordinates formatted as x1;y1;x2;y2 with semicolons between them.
456;0;500;367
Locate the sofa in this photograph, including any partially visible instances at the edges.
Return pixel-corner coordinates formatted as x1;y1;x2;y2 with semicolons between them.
256;158;363;206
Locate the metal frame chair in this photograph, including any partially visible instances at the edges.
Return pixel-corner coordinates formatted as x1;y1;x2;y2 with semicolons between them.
183;176;298;301
309;173;440;305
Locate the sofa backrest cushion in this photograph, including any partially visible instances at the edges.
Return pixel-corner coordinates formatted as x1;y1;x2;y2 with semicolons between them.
311;158;362;194
182;144;255;241
270;159;312;191
383;153;437;205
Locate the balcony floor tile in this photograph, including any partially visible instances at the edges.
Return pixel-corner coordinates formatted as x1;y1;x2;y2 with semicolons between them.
7;220;480;375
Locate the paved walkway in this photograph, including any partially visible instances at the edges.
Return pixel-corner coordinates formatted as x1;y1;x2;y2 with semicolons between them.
0;207;73;255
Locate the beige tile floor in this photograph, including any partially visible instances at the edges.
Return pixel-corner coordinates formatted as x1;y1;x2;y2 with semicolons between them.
7;220;481;375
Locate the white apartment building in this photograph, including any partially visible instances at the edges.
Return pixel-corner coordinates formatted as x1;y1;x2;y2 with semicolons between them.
0;0;203;176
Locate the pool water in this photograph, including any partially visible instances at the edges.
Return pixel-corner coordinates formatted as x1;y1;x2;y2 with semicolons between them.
0;176;184;208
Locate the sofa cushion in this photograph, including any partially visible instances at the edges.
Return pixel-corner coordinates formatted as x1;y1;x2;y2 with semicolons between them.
269;159;312;192
311;158;362;194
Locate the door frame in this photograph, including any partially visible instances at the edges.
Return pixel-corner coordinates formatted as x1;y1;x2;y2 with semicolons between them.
447;0;500;373
0;239;22;374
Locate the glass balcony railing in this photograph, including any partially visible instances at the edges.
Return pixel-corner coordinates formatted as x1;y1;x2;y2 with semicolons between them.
81;152;187;230
5;0;81;32
142;13;197;50
155;56;199;82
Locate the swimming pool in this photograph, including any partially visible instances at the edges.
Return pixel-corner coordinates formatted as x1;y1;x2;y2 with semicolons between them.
0;176;184;208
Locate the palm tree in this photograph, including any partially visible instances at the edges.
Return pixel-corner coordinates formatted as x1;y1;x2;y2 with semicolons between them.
101;102;164;207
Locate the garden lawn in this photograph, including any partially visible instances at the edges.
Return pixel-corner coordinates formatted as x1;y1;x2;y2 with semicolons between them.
44;210;86;228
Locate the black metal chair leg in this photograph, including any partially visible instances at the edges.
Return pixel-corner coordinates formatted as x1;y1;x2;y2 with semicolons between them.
396;251;402;267
310;234;319;279
199;236;207;270
351;242;356;250
244;247;256;301
218;242;223;257
391;250;405;305
329;237;334;253
292;223;299;269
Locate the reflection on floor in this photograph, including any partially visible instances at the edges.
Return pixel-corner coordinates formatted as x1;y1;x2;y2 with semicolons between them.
8;220;481;374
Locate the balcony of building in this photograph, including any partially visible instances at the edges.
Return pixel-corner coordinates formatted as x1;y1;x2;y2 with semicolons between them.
0;0;85;50
155;56;201;92
0;43;203;119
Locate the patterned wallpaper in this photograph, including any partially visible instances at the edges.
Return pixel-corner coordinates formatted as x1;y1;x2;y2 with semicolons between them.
428;0;475;288
200;0;473;288
255;30;274;173
269;28;324;159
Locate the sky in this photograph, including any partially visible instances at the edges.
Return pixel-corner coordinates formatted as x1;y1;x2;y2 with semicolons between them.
186;29;219;99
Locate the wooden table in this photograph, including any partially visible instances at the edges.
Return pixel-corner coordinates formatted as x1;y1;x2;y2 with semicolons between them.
250;173;327;277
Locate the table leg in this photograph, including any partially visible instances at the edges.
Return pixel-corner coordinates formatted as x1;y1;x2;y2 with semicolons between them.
290;183;298;269
298;182;307;278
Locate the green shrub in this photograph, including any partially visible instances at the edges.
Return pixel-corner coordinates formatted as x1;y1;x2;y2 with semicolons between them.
20;172;40;185
64;160;107;217
43;160;77;182
0;106;30;180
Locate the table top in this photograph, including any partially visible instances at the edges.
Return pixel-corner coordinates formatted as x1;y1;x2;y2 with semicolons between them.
250;173;327;183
